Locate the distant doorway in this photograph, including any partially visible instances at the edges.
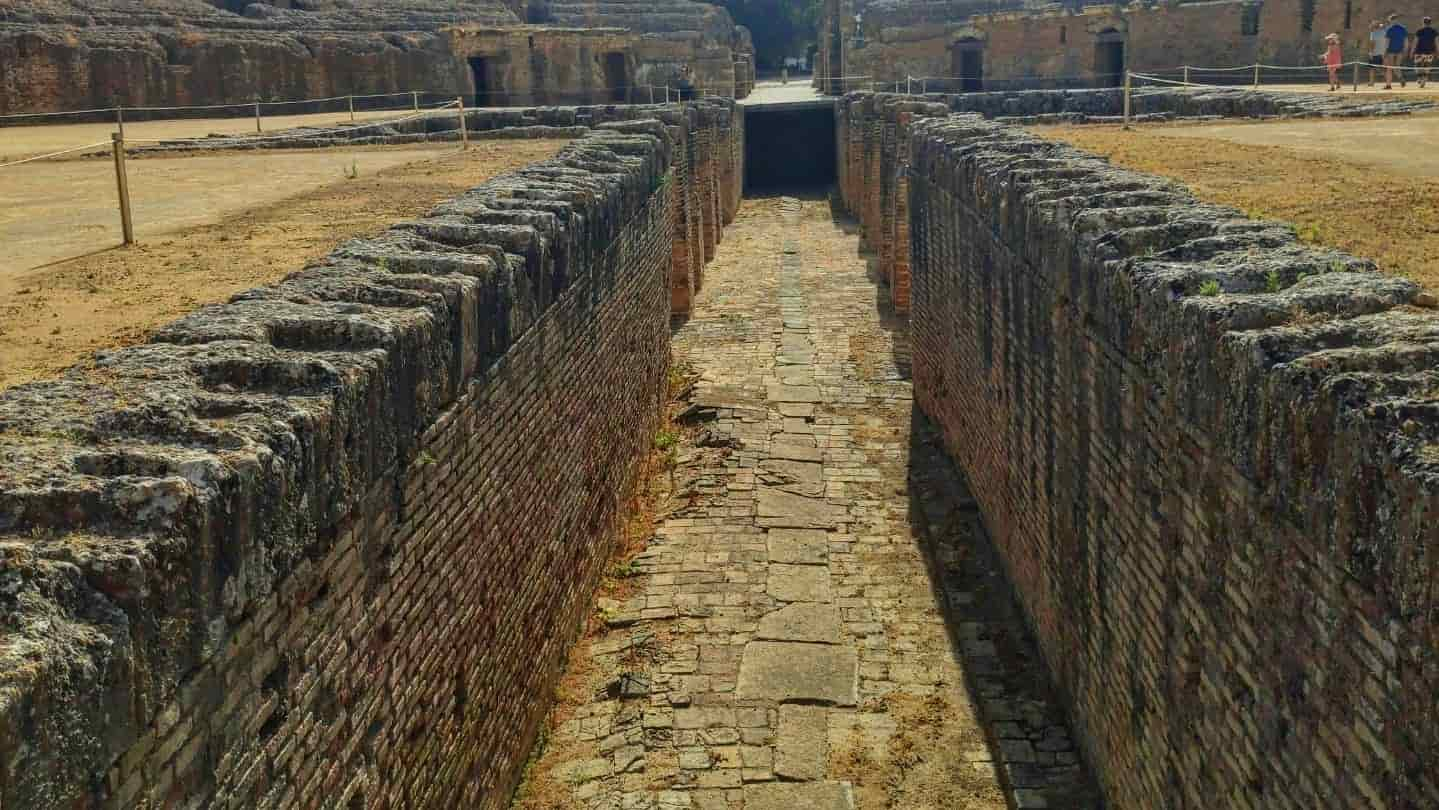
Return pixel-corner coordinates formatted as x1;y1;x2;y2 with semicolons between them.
469;56;496;106
1095;30;1125;87
950;40;984;92
602;52;628;102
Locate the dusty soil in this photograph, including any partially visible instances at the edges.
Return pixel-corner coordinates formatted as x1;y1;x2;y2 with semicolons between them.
0;139;570;392
1035;119;1439;291
3;145;466;271
0;106;443;163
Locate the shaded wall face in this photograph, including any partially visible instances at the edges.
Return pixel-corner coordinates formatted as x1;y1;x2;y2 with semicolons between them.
744;106;837;191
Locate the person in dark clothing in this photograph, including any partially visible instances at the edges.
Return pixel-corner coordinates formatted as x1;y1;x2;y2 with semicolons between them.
1415;16;1438;87
676;66;696;101
1384;13;1409;89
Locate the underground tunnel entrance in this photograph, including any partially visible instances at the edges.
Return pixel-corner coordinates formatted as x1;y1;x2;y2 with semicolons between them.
744;103;837;193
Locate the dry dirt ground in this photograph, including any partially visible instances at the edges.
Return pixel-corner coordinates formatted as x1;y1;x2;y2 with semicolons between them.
0;105;445;162
1035;114;1439;290
4;145;460;271
0;139;570;391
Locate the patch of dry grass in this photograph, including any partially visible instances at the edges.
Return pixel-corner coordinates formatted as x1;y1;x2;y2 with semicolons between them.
1035;125;1439;291
832;692;1006;810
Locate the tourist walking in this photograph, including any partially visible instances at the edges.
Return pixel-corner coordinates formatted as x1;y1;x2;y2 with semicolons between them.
1323;33;1343;90
1384;13;1409;88
1369;20;1388;86
1415;16;1438;87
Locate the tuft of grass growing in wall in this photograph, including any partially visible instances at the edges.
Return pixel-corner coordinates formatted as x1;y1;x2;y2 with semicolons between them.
1198;280;1221;297
1296;222;1322;243
343;159;359;179
1265;270;1281;294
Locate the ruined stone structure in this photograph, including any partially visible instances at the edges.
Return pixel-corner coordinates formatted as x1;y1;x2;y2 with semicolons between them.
0;98;741;810
0;0;754;114
818;0;1438;92
838;89;1439;808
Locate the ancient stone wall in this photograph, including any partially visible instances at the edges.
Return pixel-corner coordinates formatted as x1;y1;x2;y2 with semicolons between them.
822;0;1438;92
0;0;748;114
839;95;1439;807
0;98;741;810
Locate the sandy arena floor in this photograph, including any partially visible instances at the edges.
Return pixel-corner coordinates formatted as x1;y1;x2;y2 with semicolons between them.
0;139;571;391
0;105;451;163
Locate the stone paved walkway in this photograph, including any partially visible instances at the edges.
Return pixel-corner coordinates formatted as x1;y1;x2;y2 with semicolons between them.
517;196;1101;810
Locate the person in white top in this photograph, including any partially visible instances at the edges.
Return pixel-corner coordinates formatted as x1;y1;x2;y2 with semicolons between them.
1370;19;1388;86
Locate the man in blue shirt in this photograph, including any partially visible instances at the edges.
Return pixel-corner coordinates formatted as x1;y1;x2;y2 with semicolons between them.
1384;13;1409;89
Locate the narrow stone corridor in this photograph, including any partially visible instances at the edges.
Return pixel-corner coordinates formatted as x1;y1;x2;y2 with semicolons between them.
515;195;1101;810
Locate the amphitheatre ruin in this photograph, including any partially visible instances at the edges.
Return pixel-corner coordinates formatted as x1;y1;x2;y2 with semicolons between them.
3;0;1439;807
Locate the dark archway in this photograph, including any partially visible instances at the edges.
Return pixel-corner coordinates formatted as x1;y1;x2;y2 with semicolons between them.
1094;28;1125;87
950;38;984;92
602;53;628;102
744;105;836;192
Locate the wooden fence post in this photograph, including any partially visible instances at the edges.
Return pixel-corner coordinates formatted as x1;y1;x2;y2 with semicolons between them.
115;105;125;140
111;133;135;246
1122;71;1132;129
456;96;468;150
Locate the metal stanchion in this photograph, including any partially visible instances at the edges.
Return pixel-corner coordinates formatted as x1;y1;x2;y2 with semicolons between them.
111;133;135;246
1253;63;1260;88
456;97;468;150
412;90;420;111
348;94;355;122
115;105;125;140
1353;61;1360;92
254;97;262;133
1183;65;1191;84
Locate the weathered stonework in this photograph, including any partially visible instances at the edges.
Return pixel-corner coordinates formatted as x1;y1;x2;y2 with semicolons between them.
838;88;1430;312
819;0;1439;93
0;99;741;810
892;111;1439;807
0;0;753;115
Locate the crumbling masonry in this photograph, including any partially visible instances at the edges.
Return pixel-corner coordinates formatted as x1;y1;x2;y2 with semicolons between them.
0;99;741;810
838;89;1439;808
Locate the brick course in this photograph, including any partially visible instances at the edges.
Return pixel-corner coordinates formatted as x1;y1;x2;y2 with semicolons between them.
0;100;740;810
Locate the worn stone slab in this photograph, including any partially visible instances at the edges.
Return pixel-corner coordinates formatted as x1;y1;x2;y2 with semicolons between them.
776;705;829;780
767;384;821;403
767;564;833;603
769;442;821;462
757;487;841;528
778;402;814;418
761;459;824;497
737;641;858;706
742;781;854;810
767;528;828;564
757;603;842;644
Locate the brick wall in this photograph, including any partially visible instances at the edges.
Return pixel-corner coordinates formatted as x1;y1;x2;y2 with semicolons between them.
898;113;1439;808
828;0;1438;91
0;99;741;810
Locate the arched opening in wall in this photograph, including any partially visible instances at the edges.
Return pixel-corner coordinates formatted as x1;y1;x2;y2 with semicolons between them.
469;56;499;106
950;39;984;92
602;53;628;102
1094;29;1125;87
744;105;837;192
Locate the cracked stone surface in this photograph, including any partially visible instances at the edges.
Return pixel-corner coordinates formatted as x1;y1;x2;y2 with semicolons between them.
523;196;1101;809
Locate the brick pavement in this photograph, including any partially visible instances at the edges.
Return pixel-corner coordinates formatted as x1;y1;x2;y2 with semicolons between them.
520;195;1102;810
